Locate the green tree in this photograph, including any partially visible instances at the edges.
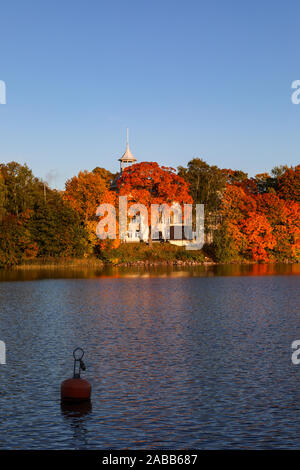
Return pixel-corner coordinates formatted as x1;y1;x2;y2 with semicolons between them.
178;158;227;239
0;162;43;216
209;223;239;262
0;211;38;267
178;158;226;212
29;192;88;257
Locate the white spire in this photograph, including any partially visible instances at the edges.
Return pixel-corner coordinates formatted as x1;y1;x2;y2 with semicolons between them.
119;128;137;168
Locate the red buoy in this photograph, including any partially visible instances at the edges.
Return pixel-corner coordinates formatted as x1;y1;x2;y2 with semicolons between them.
61;348;92;403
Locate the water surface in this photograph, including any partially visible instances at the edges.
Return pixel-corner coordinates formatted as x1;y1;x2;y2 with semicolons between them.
0;264;299;449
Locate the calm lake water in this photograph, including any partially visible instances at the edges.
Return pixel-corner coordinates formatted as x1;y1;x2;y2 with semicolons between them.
0;264;299;449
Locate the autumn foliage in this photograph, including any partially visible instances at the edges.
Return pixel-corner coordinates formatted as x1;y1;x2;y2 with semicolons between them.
64;169;113;253
0;162;87;267
217;166;300;262
117;162;193;244
118;162;192;204
0;159;299;267
64;170;108;221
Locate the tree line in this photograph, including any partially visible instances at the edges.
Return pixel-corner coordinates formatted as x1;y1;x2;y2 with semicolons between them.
0;159;299;267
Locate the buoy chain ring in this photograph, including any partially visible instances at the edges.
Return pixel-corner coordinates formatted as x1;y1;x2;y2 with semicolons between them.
73;347;86;378
73;347;84;361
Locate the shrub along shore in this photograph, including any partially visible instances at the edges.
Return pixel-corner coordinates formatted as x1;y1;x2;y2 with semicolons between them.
6;242;298;271
9;244;207;269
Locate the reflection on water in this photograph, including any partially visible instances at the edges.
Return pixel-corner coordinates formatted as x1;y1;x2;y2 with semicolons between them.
0;266;299;449
0;262;299;282
61;401;92;417
61;402;92;448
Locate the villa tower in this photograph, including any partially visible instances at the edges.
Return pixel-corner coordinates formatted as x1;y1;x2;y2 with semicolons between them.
118;129;136;172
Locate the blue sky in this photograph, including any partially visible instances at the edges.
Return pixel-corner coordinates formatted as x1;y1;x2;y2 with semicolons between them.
0;0;299;188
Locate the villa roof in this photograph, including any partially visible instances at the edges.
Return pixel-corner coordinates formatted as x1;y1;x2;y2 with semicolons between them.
118;143;136;162
118;128;136;162
110;129;137;190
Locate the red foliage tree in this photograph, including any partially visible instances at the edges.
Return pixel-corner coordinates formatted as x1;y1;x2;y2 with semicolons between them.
117;162;193;246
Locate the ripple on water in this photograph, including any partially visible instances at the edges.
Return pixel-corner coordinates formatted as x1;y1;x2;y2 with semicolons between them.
0;270;299;448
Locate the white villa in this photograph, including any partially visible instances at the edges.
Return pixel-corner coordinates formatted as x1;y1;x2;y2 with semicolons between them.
110;131;192;246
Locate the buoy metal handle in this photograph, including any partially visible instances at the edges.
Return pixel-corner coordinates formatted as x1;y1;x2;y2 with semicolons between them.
73;347;86;378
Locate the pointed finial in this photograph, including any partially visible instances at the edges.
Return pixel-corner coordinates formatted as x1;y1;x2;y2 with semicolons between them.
126;128;129;149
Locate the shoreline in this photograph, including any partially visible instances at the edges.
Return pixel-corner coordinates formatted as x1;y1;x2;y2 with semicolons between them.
2;257;298;270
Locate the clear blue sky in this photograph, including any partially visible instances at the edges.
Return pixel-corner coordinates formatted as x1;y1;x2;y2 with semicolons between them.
0;0;299;188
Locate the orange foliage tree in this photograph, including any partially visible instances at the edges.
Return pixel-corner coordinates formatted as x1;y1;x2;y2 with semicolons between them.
64;170;108;253
219;178;300;262
278;165;300;201
64;170;108;221
256;192;300;260
116;162;193;246
221;185;275;261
